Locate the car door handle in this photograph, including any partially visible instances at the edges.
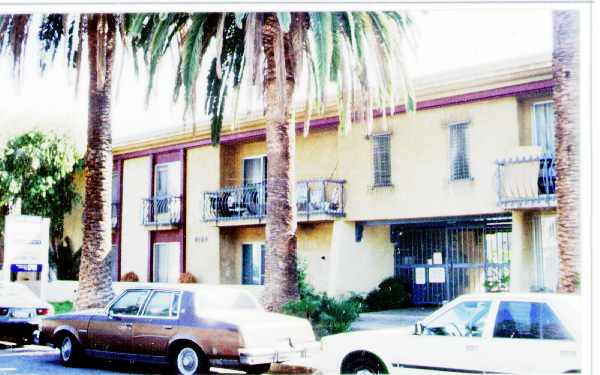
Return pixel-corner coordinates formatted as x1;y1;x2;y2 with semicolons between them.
465;345;479;352
163;325;173;330
124;322;133;328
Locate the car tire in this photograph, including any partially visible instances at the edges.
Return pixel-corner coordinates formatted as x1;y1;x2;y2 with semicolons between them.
341;351;388;374
242;363;272;374
172;345;209;375
58;334;81;367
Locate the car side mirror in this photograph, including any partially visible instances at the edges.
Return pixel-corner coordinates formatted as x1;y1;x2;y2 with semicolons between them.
414;322;423;335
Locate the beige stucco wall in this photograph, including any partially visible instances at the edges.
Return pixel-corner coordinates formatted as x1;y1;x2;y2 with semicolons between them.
62;170;85;252
120;156;151;281
327;221;394;296
185;146;221;283
339;97;520;221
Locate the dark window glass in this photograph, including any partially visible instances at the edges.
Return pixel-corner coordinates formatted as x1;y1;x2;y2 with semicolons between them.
540;303;570;340
110;290;149;316
449;123;470;181
242;244;265;285
493;301;558;340
372;134;392;187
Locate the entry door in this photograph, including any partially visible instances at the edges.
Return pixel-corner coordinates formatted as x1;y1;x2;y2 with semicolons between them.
88;290;150;354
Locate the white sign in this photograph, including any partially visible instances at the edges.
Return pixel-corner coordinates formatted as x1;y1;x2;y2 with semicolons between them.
3;215;50;300
415;267;426;285
429;267;446;283
433;252;443;265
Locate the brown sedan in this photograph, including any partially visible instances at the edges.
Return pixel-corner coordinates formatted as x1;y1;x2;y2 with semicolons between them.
36;285;319;374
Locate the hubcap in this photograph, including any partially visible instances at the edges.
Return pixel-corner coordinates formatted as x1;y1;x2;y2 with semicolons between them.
177;347;199;375
61;337;72;362
356;369;374;375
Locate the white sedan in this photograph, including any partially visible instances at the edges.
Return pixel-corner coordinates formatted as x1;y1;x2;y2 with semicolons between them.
319;293;580;374
0;282;54;344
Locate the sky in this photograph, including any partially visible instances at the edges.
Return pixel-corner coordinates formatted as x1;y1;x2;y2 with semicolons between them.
0;9;552;150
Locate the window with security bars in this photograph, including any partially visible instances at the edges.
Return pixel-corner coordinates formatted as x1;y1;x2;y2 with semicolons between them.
372;133;392;187
449;123;471;181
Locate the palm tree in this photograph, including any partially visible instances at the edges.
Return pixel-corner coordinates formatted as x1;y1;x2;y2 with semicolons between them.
552;10;579;293
0;14;117;309
133;12;415;311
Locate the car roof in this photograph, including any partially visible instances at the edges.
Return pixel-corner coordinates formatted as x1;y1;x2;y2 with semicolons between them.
118;283;257;295
456;292;580;304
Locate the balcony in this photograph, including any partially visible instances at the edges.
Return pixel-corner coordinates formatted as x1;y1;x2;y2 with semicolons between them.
203;179;345;225
496;151;556;209
142;195;182;229
111;202;120;229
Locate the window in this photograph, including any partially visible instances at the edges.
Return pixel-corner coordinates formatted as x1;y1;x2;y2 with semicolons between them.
532;101;555;154
111;171;119;204
242;244;265;285
372;133;392;187
110;290;149;316
449;122;471;181
532;215;559;291
109;245;119;281
243;156;267;185
423;300;491;337
493;301;571;340
154;162;181;215
142;291;180;317
153;243;180;283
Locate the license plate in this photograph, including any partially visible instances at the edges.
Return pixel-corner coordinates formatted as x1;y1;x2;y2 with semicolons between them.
12;311;31;318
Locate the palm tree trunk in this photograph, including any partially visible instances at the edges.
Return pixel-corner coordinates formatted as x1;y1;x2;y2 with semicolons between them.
75;14;116;310
261;14;300;311
553;11;579;293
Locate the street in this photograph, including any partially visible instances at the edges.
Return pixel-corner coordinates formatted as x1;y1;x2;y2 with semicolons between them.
0;345;251;375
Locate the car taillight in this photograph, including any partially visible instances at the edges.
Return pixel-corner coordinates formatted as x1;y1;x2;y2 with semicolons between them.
36;308;49;316
0;308;8;316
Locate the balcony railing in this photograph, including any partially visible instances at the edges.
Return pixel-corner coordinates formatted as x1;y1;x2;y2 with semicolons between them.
496;153;556;209
203;179;345;222
111;202;120;229
142;195;182;226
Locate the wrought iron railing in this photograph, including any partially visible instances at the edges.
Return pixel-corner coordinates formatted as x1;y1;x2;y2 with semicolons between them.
111;202;120;229
496;153;556;208
142;195;182;226
203;179;345;222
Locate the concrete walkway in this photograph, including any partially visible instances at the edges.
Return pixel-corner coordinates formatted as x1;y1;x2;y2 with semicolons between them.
350;307;437;331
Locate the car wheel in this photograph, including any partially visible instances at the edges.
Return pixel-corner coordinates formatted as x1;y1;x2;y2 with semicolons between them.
242;363;272;374
341;351;388;374
58;334;80;367
173;346;208;375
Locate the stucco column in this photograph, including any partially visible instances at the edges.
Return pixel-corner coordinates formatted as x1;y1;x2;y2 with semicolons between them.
510;211;530;292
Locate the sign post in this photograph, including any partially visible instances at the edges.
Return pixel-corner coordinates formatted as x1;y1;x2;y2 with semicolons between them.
3;215;50;300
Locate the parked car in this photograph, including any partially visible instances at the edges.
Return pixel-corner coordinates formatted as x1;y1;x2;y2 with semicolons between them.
318;293;581;374
37;284;319;374
0;282;54;345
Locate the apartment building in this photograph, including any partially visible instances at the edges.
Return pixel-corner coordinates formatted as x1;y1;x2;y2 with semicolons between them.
64;55;559;305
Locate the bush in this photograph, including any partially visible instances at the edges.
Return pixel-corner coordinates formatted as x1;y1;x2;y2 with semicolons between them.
50;300;74;314
282;262;364;337
364;276;410;312
122;271;139;282
178;272;198;283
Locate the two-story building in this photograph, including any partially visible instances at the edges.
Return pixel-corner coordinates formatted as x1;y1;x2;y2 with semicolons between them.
65;54;559;305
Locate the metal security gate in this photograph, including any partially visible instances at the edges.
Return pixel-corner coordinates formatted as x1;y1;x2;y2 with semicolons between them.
393;216;511;305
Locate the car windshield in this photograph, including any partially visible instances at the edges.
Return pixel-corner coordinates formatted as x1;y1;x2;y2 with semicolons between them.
194;289;261;310
423;300;491;337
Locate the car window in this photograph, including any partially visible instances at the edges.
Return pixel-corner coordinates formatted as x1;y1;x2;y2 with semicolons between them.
110;290;149;316
424;300;491;337
493;301;564;339
142;291;180;317
540;303;570;340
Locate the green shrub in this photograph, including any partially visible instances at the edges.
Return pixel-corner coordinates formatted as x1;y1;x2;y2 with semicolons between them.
282;262;364;337
50;300;74;314
364;276;410;312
